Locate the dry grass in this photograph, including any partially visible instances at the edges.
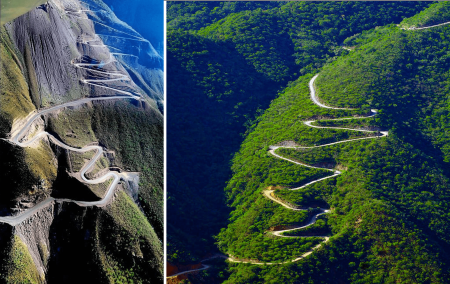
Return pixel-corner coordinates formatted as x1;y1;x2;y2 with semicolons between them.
94;191;163;283
85;155;110;179
6;235;42;284
24;141;57;192
88;178;113;199
0;28;35;127
108;191;160;248
46;106;97;147
69;150;96;172
38;242;49;267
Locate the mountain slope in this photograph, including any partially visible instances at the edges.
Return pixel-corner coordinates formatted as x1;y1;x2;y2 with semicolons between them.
102;0;163;56
219;4;450;283
0;0;163;282
167;1;433;274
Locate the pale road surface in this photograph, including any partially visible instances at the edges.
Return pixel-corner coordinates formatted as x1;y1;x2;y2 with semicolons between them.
405;21;450;30
308;74;354;110
0;6;144;226
167;264;211;278
226;73;388;265
168;72;389;274
167;255;228;278
263;190;330;237
169;14;448;277
66;8;148;41
345;21;450;52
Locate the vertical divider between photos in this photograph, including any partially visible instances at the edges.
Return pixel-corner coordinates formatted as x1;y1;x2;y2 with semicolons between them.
163;0;168;281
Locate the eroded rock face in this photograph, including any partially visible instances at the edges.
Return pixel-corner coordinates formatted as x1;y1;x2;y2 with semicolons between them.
6;0;87;107
5;0;163;111
15;201;55;278
101;0;163;56
0;0;163;282
81;0;164;109
82;0;162;66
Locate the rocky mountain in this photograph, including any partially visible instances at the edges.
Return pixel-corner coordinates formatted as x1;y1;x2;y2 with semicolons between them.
0;0;163;283
101;0;163;57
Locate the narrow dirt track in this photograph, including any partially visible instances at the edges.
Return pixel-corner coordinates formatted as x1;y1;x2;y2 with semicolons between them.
167;255;227;278
0;5;144;226
173;19;450;272
167;264;211;278
404;21;450;30
226;74;388;265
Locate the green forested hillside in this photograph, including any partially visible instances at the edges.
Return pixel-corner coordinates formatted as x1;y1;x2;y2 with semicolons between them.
217;3;450;283
401;1;450;28
167;2;284;31
167;1;435;271
196;1;432;80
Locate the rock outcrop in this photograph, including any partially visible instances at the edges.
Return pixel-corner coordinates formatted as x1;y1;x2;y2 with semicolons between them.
0;0;163;282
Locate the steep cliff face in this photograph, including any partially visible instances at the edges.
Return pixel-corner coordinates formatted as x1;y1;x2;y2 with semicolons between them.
0;0;163;282
101;0;164;56
6;0;87;107
80;0;164;110
5;0;163;110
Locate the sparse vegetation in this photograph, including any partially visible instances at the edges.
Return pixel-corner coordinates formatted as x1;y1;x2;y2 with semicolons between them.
0;27;35;137
24;141;57;189
5;235;42;284
46;106;97;148
88;178;113;199
0;1;164;283
69;150;96;172
96;190;163;283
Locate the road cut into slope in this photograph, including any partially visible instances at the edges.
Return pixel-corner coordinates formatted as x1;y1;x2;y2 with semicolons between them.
170;13;446;277
406;21;450;30
0;5;145;227
169;73;388;273
226;73;388;265
167;255;228;279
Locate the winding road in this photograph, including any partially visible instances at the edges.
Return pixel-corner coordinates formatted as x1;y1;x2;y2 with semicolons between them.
167;73;388;275
0;5;143;226
167;255;227;279
226;74;388;265
168;16;449;278
167;265;211;278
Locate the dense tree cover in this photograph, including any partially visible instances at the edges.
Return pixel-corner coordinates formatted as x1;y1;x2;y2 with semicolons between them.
401;1;450;28
219;81;450;283
276;139;381;171
197;1;431;80
167;2;433;266
314;116;378;130
217;4;450;283
167;1;284;31
316;24;450;161
167;30;282;264
281;217;331;237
